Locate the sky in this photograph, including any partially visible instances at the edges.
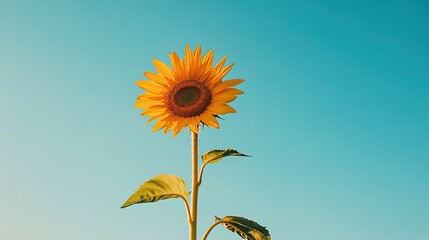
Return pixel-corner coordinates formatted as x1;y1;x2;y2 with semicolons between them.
0;0;428;239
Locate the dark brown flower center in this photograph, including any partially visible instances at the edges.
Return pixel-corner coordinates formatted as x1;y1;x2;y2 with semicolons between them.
167;80;212;117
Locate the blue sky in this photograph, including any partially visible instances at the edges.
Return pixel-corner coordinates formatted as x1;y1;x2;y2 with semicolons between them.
0;0;428;239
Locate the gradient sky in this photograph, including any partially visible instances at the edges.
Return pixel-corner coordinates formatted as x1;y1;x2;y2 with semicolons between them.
1;1;428;239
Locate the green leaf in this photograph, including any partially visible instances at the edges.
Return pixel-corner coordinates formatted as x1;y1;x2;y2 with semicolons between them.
201;148;250;164
121;174;189;208
216;215;270;240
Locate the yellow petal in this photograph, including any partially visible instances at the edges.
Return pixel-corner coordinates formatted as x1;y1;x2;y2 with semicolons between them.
184;44;192;73
134;101;162;108
137;93;164;101
202;49;214;67
141;107;167;117
168;52;181;71
207;104;236;114
145;115;161;124
218;88;244;95
212;94;237;104
200;112;220;128
212;79;244;94
188;124;199;134
136;80;165;93
201;56;227;85
145;105;167;110
143;72;171;86
193;45;202;60
192;50;203;79
212;56;227;74
187;46;201;79
169;52;184;80
172;119;187;137
153;59;174;80
164;115;183;137
164;120;177;135
152;120;167;132
210;63;235;85
159;115;177;134
187;117;199;133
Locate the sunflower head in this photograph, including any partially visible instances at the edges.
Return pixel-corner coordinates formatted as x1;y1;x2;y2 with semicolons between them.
135;45;244;137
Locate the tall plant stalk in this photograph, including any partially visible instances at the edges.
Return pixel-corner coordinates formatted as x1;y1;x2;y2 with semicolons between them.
190;132;199;240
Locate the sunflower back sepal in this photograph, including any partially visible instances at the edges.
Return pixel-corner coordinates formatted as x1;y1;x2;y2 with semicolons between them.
201;148;250;165
215;215;271;240
121;174;189;208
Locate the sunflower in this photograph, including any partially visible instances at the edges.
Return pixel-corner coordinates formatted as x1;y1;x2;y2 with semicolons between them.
135;45;244;137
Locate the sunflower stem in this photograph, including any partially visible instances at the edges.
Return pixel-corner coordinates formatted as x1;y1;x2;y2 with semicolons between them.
201;220;224;240
190;132;199;240
197;162;207;187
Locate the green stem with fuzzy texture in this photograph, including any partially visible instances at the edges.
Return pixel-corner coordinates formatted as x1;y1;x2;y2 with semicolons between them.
189;132;199;240
201;220;224;240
